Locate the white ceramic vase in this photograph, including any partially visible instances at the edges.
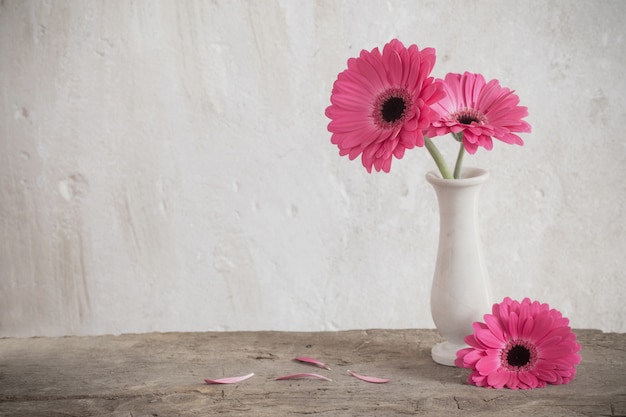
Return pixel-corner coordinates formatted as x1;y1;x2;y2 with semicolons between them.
425;167;492;366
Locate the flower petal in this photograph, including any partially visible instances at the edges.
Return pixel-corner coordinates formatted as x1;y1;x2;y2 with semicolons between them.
475;328;506;349
518;371;539;389
475;350;501;375
486;369;510;389
275;373;332;382
204;373;254;384
347;370;391;384
294;357;332;370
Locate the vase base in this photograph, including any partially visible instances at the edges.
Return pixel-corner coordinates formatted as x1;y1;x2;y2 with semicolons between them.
431;342;465;366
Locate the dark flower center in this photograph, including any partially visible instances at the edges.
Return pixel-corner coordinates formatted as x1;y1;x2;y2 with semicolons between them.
501;339;538;372
373;88;412;129
452;108;487;125
507;345;531;367
381;96;406;123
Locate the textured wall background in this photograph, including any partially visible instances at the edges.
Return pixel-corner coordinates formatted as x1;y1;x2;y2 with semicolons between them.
1;0;625;337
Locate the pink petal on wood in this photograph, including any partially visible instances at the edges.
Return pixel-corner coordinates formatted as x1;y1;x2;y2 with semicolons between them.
275;373;333;382
294;356;332;370
347;370;390;384
204;372;255;384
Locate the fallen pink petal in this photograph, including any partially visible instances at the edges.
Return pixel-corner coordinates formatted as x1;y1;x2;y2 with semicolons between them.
275;373;332;382
294;356;332;370
347;370;391;384
204;372;255;384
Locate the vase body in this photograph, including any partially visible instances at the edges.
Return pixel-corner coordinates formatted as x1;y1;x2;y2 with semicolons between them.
426;167;492;366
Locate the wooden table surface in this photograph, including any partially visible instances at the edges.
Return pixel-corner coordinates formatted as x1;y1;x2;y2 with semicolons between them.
0;329;624;416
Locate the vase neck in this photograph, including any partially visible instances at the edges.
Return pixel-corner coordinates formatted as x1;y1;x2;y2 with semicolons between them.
425;167;489;189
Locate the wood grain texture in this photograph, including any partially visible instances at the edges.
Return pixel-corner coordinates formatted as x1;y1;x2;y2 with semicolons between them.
1;329;624;416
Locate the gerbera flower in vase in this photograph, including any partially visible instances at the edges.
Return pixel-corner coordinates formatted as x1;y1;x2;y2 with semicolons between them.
456;298;582;389
325;38;444;173
425;71;532;178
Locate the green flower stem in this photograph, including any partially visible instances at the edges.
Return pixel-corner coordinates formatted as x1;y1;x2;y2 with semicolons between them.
453;142;466;179
424;137;453;179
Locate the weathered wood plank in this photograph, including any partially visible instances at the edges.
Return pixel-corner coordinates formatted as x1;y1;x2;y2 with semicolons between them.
0;329;624;416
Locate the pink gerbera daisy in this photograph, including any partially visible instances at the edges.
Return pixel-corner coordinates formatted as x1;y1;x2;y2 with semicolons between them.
325;39;444;173
456;297;581;390
426;72;531;154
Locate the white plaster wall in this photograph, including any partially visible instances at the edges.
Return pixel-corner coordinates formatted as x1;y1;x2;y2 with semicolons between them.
1;0;624;337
